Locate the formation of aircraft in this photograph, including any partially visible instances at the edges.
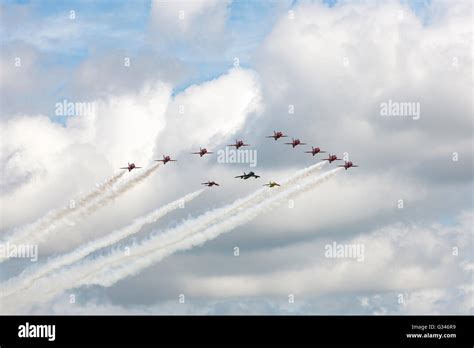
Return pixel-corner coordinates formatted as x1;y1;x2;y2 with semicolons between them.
265;132;359;170
121;132;358;185
191;147;213;157
263;181;280;188
235;171;260;180
266;130;288;141
120;163;142;172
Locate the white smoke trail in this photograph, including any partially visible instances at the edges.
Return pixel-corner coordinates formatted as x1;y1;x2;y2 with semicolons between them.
1;165;341;311
90;167;344;286
1;164;160;251
0;189;204;298
0;171;126;256
68;163;161;221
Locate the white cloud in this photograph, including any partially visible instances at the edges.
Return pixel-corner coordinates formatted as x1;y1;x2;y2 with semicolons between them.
249;172;426;237
0;82;172;229
156;68;263;153
73;82;172;166
254;0;472;145
178;212;471;313
151;0;227;33
150;0;231;57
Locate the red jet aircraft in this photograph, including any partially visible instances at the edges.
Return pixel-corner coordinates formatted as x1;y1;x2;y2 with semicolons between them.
155;155;177;164
338;161;359;170
191;147;213;157
322;154;342;163
305;146;326;156
120;163;142;172
201;181;220;187
228;139;250;149
266;131;288;141
285;138;306;148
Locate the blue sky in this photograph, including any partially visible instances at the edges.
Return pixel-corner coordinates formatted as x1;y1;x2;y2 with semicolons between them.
1;0;435;96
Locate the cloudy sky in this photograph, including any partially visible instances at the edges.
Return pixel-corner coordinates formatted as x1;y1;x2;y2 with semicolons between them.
0;0;472;314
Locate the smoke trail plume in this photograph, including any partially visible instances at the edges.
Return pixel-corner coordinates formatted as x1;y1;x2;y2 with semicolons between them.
1;189;204;298
1;165;340;311
71;163;161;220
1;164;160;251
0;172;126;258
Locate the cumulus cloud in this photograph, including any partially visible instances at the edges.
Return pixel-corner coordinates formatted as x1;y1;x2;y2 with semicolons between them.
150;0;231;57
156;68;263;153
179;212;471;312
253;0;472;173
0;82;172;230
